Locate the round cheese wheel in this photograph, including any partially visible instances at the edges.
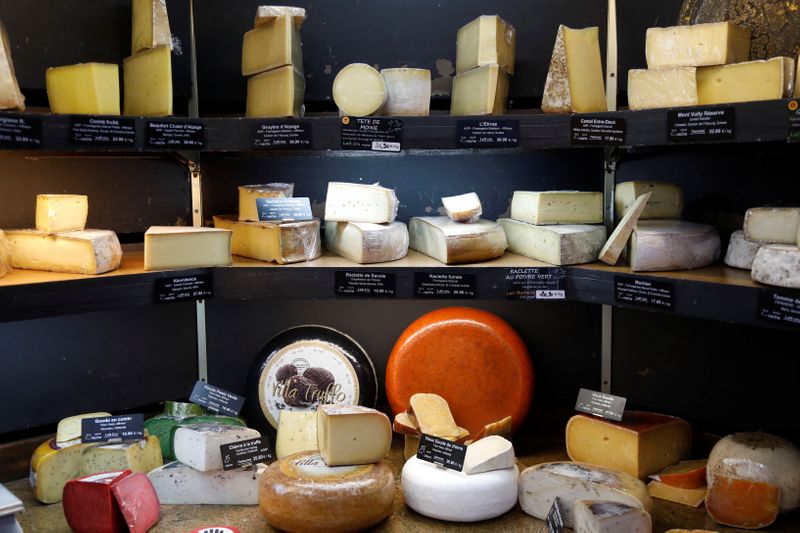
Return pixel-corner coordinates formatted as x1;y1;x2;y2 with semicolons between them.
386;307;533;436
401;457;518;522
259;451;394;532
333;63;387;117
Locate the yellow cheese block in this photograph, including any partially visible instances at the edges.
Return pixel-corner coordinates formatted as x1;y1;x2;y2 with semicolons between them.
80;435;163;476
627;67;698;110
6;229;122;275
132;0;172;53
56;411;111;445
246;65;304;118
317;405;392;466
450;64;509;116
46;63;120;115
0;21;24;110
542;25;607;113
144;226;232;271
276;410;318;459
213;215;321;265
646;22;750;69
647;480;707;507
697;57;792;106
238;183;294;222
242;14;303;76
35;194;89;233
123;45;172;116
456;15;516;75
254;6;306;29
0;230;10;279
30;439;86;504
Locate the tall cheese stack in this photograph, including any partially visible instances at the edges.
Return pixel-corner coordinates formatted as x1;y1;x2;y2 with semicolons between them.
541;25;607;113
451;15;515;116
124;0;173;116
731;207;800;288
243;6;305;117
144;226;232;270
500;190;606;265
0;20;25;110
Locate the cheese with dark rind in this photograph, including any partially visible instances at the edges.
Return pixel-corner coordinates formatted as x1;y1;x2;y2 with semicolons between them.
6;229;122;275
500;219;606;265
0;21;25;110
651;459;707;489
573;499;653;533
214;215;321;265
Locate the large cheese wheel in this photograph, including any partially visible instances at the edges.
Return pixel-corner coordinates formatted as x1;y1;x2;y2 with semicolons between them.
386;307;533;436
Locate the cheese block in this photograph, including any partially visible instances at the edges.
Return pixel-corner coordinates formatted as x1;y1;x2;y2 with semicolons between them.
379;68;431;116
627;67;698;110
6;229;122;275
259;451;394;531
276;410;317;459
110;472;160;533
566;412;692;480
404;435;420;460
542;26;607;114
599;193;652;266
63;470;131;533
743;207;800;243
35;194;89;234
647;480;706;507
707;476;780;529
246;65;304;118
402;456;518;521
132;0;172;53
145;413;244;462
511;191;604;225
645;22;751;69
238;183;294;222
325;221;408;264
409;217;506;264
500;219;606;266
143;226;232;270
456;15;516;75
46;63;120;115
254;5;306;29
697;57;791;105
573;500;653;533
213;216;320;265
56;412;111;446
387;307;533;437
0;21;24;110
0;230;11;279
317;405;391;466
30;439;87;504
463;436;515;475
651;460;707;489
409;393;460;440
393;412;419;436
80;436;163;476
724;230;765;269
615;182;683;221
332;63;386;117
752;245;800;288
173;424;260;472
629;221;721;272
450;64;509;116
324;182;399;223
241;14;302;76
123;45;172;116
442;192;482;223
149;461;264;505
518;462;652;528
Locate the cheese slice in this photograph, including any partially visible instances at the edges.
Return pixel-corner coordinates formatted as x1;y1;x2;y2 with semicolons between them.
173;424;261;472
380;68;431;116
409;393;461;441
743;207;800;243
629;220;720;272
324;221;408;264
144;226;232;270
213;215;321;265
0;230;11;279
697;57;791;105
615;181;683;220
573;500;653;533
238;182;294;222
647;480;706;507
456;15;516;75
149;461;264;504
6;229;122;275
246;65;304;118
276;410;318;459
254;5;306;29
56;412;112;445
511;191;603;225
404;434;420;460
80;436;163;476
627;67;698;110
46;63;120;115
317;405;391;466
645;22;751;69
450;64;509;116
0;21;24;110
724;230;765;270
242;14;302;76
132;0;172;53
599;192;652;265
500;219;606;265
123;45;172;116
466;416;513;445
542;25;607;114
324;182;399;223
442;192;482;223
392;412;419;436
751;244;800;288
463;435;514;475
409;216;507;264
35;194;89;233
333;63;386;116
651;460;707;489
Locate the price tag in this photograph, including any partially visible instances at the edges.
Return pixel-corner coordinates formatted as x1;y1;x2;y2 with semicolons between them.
575;388;626;421
505;268;567;300
457;119;519;148
335;271;395;298
146;120;205;148
71;116;136;147
414;272;476;299
788;100;800;143
256;197;313;222
570;116;625;146
340;116;402;151
220;436;273;470
758;289;800;329
252;120;312;149
81;414;144;443
546;497;565;533
189;381;245;417
0;114;42;148
615;275;673;311
668;107;735;141
416;434;467;472
155;274;213;303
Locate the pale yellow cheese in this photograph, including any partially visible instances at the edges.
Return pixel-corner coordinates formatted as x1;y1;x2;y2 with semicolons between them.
0;230;10;279
80;435;163;476
35;194;89;233
246;65;304;118
511;191;603;225
30;439;87;504
6;229;122;275
242;14;302;76
0;21;24;110
615;181;683;220
404;434;421;460
743;207;800;244
409;393;460;441
627;67;698;110
647;480;707;507
599;192;652;266
254;6;306;29
450;64;509;116
697;57;791;105
46;63;120;115
317;405;392;466
123;45;172;116
132;0;172;53
333;63;386;117
213;215;321;265
56;412;111;445
143;226;232;270
645;22;750;69
238;183;294;222
276;410;318;459
500;219;607;266
456;15;516;75
542;26;606;114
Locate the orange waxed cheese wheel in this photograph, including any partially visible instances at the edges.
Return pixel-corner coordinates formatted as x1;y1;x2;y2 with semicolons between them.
386;307;534;436
706;474;780;529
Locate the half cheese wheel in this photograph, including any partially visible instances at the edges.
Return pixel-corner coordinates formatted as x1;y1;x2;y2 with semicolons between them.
386;307;533;436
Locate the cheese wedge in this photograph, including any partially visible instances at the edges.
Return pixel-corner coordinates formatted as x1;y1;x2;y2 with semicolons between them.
511;191;603;225
213;215;321;265
0;21;25;110
500;219;606;265
30;439;90;504
246;65;304;118
647;480;706;507
615;181;683;221
697;57;791;105
123;45;172;116
35;194;89;233
325;221;408;264
573;500;653;533
276;410;318;459
466;416;513;445
651;460;707;489
80;436;163;477
645;22;750;69
743;207;800;243
238;183;294;222
333;63;386;116
324;182;399;223
254;5;306;29
442;192;482;223
724;230;764;270
0;230;11;279
629;220;720;272
317;405;392;466
242;14;302;76
56;412;112;445
751;244;800;288
627;67;698;110
6;229;122;275
173;424;261;472
143;226;232;270
599;193;651;265
450;64;509;116
380;68;431;116
132;0;172;53
46;63;120;115
463;435;514;475
456;15;516;75
409;216;507;264
542;25;607;113
409;393;460;440
149;461;264;505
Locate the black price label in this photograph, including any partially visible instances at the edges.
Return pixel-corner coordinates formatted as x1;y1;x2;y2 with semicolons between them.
571;116;626;146
189;381;245;417
414;272;476;299
788;100;800;143
505;267;567;300
615;275;673;310
81;414;144;443
220;436;273;471
71;116;136;146
146;120;205;149
546;497;565;533
340;116;402;152
252;120;312;149
256;197;313;222
416;434;467;472
156;274;213;303
457;119;519;148
0;114;42;148
758;289;800;328
668;107;735;141
335;271;395;298
575;388;627;421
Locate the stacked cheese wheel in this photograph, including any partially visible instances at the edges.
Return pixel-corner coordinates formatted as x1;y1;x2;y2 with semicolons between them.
333;64;431;117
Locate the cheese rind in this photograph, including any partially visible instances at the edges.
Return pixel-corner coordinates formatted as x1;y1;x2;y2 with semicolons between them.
63;470;131;533
697;57;791;105
511;191;604;225
542;25;607;114
30;439;86;503
645;22;751;69
706;475;780;529
123;45;172;116
0;230;11;279
213;215;321;265
143;226;232;270
456;15;516;75
241;14;302;76
0;21;24;110
599;193;652;266
6;229;122;275
450;65;509;116
743;207;800;243
325;221;408;264
409;216;507;264
238;183;294;222
627;67;698;110
647;480;706;507
463;436;515;475
500;219;606;265
573;500;653;533
629;220;720;272
254;5;306;29
276;410;318;459
409;393;460;440
751;244;800;288
246;65;304;118
442;192;482;223
173;425;261;472
35;194;89;234
132;0;172;53
651;460;707;489
379;68;431;116
56;412;111;445
317;405;391;466
333;64;386;117
46;63;120;115
149;461;264;504
724;230;765;269
615;181;683;220
324;182;399;223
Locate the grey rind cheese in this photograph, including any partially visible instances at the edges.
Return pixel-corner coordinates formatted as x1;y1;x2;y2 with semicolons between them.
629;220;720;272
743;207;800;244
409;217;507;264
573;500;652;533
499;219;606;265
751;245;800;288
325;221;408;264
148;461;265;505
724;230;765;270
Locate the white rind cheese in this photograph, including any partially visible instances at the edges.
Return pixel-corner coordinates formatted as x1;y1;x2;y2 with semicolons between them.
463;436;515;475
173;424;261;472
442;192;482;223
0;230;11;279
455;15;516;75
409;216;507;264
500;219;606;265
276;410;318;459
627;67;698;110
511;191;604;225
615;181;683;221
542;25;607;114
645;22;750;69
379;68;431;116
600;192;652;266
450;65;509;116
333;64;386;117
724;230;765;270
743;207;800;243
324;182;399;223
629;220;720;272
149;461;264;504
573;500;653;533
0;21;25;110
6;229;122;275
325;221;408;264
144;226;232;271
751;245;800;288
213;216;321;265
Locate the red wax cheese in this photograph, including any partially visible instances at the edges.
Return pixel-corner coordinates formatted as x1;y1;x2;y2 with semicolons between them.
386;307;533;436
111;472;160;533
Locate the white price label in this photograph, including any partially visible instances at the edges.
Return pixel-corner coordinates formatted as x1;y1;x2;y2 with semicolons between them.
536;290;565;300
371;140;401;152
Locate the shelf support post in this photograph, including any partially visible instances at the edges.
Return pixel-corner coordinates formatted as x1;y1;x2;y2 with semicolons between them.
601;145;621;393
606;0;618;111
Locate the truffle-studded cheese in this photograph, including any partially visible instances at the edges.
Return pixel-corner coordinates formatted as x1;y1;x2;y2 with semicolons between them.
149;461;264;505
542;26;607;114
409;217;507;264
276;410;318;459
173;425;261;472
501;219;606;266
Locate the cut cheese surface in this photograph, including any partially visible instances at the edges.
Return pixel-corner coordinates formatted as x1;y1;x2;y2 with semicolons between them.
573;500;653;533
630;220;720;272
317;405;391;466
0;230;11;279
56;412;111;445
651;460;707;489
600;192;652;266
645;22;751;68
450;64;509;116
697;57;789;105
724;230;765;270
324;182;399;223
404;435;421;460
35;194;89;234
6;229;122;275
542;25;607;113
324;221;408;264
627;67;698;110
380;68;431;116
751;244;800;288
46;63;120;115
442;192;482;223
0;21;24;110
246;65;304;118
144;226;232;271
238;182;294;222
173;424;260;472
500;219;606;265
743;207;800;243
213;215;321;265
463;435;515;475
409;216;507;264
80;436;163;477
30;439;85;504
123;45;172;116
409;393;460;440
392;412;419;436
456;15;516;75
511;191;604;225
242;14;302;76
333;63;386;117
616;181;683;221
132;0;172;53
254;5;306;29
276;410;318;459
647;480;706;507
149;461;264;505
706;475;780;529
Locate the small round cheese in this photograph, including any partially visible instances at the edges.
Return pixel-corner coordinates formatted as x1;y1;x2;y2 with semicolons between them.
724;230;764;270
333;63;387;116
401;457;518;522
259;451;394;532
